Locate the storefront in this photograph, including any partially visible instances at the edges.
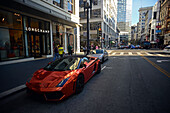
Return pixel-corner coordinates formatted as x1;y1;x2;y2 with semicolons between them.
0;9;51;61
52;22;75;53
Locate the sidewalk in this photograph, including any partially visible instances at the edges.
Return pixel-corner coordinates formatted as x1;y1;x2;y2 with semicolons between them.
0;57;53;98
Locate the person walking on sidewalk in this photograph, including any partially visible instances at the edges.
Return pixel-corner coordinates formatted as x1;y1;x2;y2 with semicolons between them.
58;45;64;58
53;45;59;61
68;44;72;55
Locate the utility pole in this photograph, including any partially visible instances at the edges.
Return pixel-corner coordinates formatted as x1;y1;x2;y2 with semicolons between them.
83;0;92;55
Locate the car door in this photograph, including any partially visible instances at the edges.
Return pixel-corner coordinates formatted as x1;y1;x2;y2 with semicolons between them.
79;58;94;82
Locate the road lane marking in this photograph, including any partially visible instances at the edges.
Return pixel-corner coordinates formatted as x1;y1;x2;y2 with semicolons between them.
129;52;132;55
101;66;106;70
142;56;170;77
145;52;152;56
108;51;112;54
120;52;124;55
157;60;170;63
111;52;116;55
137;52;142;55
157;54;164;56
0;84;26;99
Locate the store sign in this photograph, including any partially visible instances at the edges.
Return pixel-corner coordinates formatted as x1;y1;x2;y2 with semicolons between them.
25;27;50;33
156;25;161;28
156;30;161;33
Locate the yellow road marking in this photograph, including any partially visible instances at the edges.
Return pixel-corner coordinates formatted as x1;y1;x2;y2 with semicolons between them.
141;56;170;77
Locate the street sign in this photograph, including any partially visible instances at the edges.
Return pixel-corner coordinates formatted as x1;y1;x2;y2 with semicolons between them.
156;30;161;33
156;25;161;28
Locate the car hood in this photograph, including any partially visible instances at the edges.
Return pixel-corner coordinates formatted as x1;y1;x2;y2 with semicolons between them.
28;69;73;87
88;54;103;59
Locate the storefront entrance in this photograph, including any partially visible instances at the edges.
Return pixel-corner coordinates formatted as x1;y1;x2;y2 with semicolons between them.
28;32;49;58
28;33;41;57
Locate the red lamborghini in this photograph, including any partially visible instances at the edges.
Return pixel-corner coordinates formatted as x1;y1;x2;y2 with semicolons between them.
26;56;101;101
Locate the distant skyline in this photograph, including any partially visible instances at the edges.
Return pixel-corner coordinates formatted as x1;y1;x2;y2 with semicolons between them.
132;0;158;25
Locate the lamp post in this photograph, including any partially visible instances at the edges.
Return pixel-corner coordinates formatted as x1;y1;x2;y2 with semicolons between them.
83;0;92;55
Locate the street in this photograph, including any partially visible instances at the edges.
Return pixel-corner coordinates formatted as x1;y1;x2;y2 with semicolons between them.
0;50;170;113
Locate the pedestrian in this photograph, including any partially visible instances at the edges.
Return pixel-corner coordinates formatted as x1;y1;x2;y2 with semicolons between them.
96;45;98;49
83;46;86;55
53;45;59;61
58;45;64;58
68;44;72;55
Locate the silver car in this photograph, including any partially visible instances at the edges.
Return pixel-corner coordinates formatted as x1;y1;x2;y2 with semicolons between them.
88;49;108;63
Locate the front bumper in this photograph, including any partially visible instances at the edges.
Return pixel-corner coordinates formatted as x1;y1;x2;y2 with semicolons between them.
26;82;65;101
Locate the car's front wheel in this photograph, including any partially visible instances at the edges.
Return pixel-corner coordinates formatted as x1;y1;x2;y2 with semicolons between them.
75;74;84;94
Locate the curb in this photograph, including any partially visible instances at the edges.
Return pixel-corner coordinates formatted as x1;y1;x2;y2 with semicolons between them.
0;85;26;99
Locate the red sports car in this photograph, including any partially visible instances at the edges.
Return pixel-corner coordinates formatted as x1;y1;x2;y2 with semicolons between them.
26;56;101;101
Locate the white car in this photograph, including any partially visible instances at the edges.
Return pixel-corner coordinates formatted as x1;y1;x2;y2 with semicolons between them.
88;49;108;63
163;45;170;53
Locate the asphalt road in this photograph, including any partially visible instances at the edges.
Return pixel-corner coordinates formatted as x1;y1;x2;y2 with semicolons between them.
0;55;170;113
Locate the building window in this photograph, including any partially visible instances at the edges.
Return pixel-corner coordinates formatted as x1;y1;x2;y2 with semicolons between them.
53;0;63;8
91;9;101;18
93;0;98;5
90;22;101;30
153;12;157;19
68;0;75;14
0;10;25;61
80;12;87;19
79;0;84;7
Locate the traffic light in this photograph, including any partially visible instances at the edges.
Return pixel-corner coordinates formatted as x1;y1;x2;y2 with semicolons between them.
99;28;102;37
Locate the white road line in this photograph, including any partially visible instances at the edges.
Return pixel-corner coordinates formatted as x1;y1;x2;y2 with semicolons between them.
0;84;26;99
137;52;142;55
157;60;170;63
145;52;152;56
101;66;106;70
120;52;124;55
108;51;112;54
111;52;116;55
129;52;132;55
157;54;164;56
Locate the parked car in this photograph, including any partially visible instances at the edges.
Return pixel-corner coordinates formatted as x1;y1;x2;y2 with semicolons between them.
118;45;125;49
135;45;141;49
88;49;108;63
26;56;101;101
163;45;170;53
130;44;135;49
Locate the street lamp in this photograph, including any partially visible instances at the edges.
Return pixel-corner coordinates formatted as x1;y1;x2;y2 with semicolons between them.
83;0;92;55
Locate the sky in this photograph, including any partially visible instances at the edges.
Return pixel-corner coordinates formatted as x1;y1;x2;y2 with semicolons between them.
132;0;158;25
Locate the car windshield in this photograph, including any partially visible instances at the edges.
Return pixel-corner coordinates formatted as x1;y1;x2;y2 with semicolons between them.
44;57;81;71
95;50;104;54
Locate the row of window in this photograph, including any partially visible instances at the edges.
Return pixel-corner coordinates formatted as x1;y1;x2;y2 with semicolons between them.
79;9;101;19
53;0;75;14
81;22;101;31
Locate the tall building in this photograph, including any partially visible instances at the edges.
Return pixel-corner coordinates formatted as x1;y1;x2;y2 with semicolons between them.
138;6;153;43
144;9;152;42
117;0;132;45
79;0;117;48
150;1;160;46
0;0;80;62
160;0;170;45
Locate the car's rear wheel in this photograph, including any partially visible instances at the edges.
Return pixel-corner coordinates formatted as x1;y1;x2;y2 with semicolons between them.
96;62;101;74
75;74;84;94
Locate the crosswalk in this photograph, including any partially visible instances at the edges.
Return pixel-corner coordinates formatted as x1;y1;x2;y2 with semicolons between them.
109;52;168;57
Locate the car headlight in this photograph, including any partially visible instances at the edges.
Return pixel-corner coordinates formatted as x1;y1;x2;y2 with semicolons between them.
56;77;70;87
